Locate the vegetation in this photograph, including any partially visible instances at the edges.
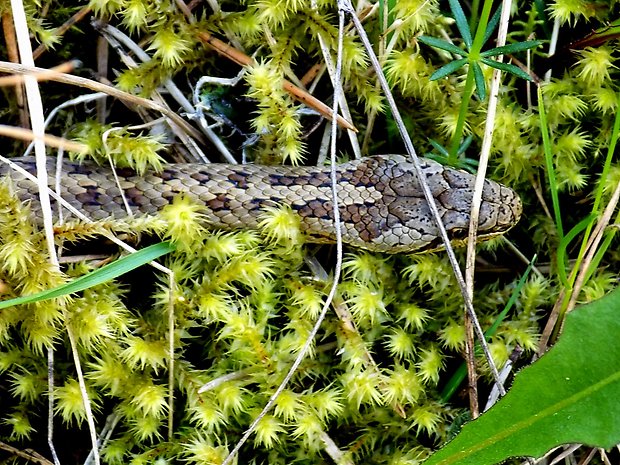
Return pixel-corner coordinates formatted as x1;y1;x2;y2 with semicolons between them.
0;0;618;464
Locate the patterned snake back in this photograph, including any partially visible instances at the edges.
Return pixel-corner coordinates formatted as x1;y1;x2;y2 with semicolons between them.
1;155;522;253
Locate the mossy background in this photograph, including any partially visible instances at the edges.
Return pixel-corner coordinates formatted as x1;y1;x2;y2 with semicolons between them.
0;0;618;464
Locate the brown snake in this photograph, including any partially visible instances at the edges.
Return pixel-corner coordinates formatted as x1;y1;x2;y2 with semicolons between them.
1;155;522;254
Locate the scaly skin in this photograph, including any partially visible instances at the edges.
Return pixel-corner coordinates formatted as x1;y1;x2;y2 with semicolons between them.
0;155;522;253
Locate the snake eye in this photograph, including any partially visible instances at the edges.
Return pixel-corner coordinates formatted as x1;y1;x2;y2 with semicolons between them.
451;228;468;240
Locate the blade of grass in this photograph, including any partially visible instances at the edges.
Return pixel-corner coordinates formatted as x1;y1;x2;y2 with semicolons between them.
0;241;175;310
538;84;563;239
472;62;486;100
552;94;620;339
571;98;620;285
430;58;469;80
481;40;543;57
557;214;596;286
441;254;537;402
417;36;466;56
481;7;502;46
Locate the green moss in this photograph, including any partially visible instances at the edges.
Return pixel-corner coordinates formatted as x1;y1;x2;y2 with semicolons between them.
0;0;619;464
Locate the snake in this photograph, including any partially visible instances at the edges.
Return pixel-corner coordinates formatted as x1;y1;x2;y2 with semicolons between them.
0;155;522;254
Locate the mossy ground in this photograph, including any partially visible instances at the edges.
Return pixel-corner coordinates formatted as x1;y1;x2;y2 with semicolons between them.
0;1;618;464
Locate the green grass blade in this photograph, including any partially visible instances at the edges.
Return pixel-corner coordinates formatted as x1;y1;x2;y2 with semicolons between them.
538;85;564;240
472;62;486;100
480;58;534;81
441;255;537;402
429;139;450;157
557;215;596;286
0;241;176;310
482;7;502;46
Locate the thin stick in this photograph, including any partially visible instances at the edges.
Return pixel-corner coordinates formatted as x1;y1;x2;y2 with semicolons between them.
310;0;361;158
32;6;92;60
0;441;54;465
0;124;88;152
566;181;620;313
0;60;80;86
197;31;357;132
0;61;204;143
220;8;348;465
10;1;95;464
94;22;224;163
1;10;29;130
339;0;504;389
464;0;515;408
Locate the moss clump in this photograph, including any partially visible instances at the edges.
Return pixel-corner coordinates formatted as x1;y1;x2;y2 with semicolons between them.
0;0;618;464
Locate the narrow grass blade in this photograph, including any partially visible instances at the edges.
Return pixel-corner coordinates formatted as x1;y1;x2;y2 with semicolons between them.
557;215;596;286
0;241;176;310
472;62;486;100
538;85;564;239
481;40;544;57
482;7;502;46
441;255;537;401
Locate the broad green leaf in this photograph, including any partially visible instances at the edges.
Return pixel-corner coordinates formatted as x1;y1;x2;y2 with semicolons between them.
425;286;620;465
480;58;533;81
429;58;468;81
449;0;472;49
0;241;176;310
472;62;486;100
480;40;544;57
418;36;467;56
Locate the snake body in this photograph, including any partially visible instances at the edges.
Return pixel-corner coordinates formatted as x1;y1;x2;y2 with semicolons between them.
1;155;521;253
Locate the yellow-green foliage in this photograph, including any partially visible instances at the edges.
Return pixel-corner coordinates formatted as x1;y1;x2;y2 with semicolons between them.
0;196;541;463
0;0;618;464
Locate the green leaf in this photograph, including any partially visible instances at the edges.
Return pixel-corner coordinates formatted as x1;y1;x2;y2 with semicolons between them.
480;40;544;57
0;241;176;310
472;62;486;100
449;0;472;49
425;287;620;465
480;58;533;81
482;7;502;46
557;215;596;286
428;139;450;157
426;137;478;172
429;58;468;81
418;35;467;56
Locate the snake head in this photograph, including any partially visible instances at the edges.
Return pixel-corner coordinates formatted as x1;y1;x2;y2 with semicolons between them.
337;155;522;253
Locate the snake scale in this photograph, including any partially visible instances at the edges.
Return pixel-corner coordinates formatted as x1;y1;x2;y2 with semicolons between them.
1;155;522;253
